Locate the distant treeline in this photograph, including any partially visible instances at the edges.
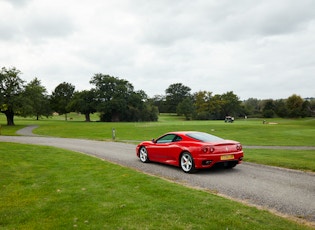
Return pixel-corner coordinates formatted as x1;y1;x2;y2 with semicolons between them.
150;84;314;120
1;67;314;125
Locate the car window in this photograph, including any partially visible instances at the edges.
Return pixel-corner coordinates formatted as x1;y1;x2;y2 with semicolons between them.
156;134;177;143
186;132;223;142
173;135;182;142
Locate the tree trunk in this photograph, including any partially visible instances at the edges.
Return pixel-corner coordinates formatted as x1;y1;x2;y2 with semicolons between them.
85;113;91;122
4;109;15;126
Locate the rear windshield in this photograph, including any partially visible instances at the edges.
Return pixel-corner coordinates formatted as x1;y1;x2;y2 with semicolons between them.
186;132;223;142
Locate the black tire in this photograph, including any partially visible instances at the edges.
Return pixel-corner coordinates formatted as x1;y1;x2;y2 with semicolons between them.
139;146;150;163
180;152;196;173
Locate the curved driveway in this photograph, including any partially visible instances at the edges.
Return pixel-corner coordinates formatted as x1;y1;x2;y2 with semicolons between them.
1;127;315;225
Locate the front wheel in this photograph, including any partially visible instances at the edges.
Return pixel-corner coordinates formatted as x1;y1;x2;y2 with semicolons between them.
139;146;150;163
180;152;195;173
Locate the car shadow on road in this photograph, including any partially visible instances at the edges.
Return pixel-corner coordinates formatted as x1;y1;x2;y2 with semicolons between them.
196;164;242;175
139;160;242;175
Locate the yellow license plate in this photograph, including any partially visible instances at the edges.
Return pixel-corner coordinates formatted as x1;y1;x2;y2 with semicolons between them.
221;155;234;160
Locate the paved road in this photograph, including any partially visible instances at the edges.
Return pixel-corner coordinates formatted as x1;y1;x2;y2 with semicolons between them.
1;128;315;225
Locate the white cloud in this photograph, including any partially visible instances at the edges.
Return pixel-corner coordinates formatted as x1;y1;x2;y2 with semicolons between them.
0;0;314;99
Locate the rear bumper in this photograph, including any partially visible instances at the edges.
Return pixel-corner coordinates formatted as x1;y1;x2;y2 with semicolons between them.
194;152;243;169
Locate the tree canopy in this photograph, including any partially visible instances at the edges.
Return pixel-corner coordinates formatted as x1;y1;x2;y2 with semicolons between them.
22;78;51;120
0;67;25;125
90;74;158;122
68;90;97;122
1;65;314;126
50;82;75;121
165;83;191;113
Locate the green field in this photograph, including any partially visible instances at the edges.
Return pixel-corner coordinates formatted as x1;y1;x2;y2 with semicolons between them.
245;149;315;172
1;113;315;172
1;113;314;146
1;113;315;228
0;143;313;230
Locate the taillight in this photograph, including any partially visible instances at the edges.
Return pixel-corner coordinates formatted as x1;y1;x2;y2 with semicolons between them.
202;146;215;153
210;146;215;153
236;144;242;151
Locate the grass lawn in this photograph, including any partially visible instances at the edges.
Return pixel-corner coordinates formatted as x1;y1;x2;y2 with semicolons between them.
33;118;315;146
1;113;314;171
245;149;315;172
1;113;314;146
0;143;313;230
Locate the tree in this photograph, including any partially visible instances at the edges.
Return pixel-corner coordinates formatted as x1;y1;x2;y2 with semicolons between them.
242;98;261;117
151;94;167;113
208;94;224;119
193;91;213;120
68;90;97;122
177;97;194;120
165;83;191;113
262;99;275;118
286;94;303;118
308;99;315;117
0;67;25;125
90;74;133;121
274;99;288;118
142;101;159;121
50;82;75;121
22;78;51;120
90;74;158;122
301;100;312;118
220;91;242;118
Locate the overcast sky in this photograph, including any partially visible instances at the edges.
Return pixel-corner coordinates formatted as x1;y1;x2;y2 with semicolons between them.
1;0;314;100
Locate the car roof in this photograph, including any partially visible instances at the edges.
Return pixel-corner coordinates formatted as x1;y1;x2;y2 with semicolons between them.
166;131;224;142
168;131;200;135
167;131;207;137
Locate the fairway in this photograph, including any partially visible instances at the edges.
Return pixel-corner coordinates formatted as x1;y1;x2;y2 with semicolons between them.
1;113;314;146
1;113;315;172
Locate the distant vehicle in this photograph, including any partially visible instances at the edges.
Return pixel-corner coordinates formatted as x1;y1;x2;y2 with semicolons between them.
225;116;234;123
136;131;244;173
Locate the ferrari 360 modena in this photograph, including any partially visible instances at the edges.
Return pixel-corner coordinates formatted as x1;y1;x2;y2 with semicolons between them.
136;131;244;173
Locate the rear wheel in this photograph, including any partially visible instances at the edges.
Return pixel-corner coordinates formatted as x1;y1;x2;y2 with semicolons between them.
180;152;195;173
139;146;150;163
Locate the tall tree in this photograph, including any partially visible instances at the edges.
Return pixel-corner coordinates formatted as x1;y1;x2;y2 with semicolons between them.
90;74;133;121
209;94;225;119
22;78;51;120
68;90;97;122
177;97;194;120
286;94;303;118
262;99;275;118
274;99;288;118
50;82;75;121
0;67;25;125
90;74;158;122
193;91;213;120
165;83;191;113
220;91;242;117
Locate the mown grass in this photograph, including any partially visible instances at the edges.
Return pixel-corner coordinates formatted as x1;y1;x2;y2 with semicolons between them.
37;117;314;146
1;113;314;146
1;113;314;172
245;149;315;172
0;143;313;230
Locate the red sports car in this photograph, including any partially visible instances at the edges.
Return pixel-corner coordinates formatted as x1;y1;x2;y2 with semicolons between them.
136;131;244;173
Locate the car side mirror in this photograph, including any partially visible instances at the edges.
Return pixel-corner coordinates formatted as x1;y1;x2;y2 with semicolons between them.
152;139;155;143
